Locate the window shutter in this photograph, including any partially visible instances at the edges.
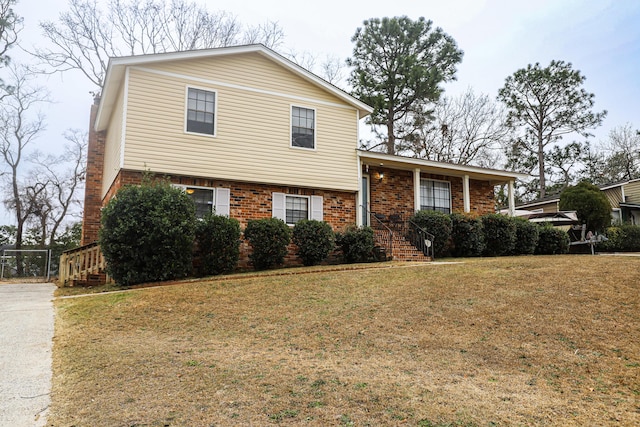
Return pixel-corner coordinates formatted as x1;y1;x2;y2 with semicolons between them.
215;188;230;216
310;195;323;221
272;192;285;221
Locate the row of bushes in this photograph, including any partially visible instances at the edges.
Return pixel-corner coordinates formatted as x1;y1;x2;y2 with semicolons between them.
100;182;573;286
411;211;570;258
99;182;380;285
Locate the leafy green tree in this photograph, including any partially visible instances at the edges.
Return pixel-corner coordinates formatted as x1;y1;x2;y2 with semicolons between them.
559;181;611;232
348;16;463;155
498;60;606;198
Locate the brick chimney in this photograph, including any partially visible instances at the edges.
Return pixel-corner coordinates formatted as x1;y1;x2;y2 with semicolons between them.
80;95;106;245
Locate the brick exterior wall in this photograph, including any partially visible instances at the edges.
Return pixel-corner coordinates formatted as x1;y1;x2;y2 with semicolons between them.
101;170;357;268
80;97;107;245
367;166;496;219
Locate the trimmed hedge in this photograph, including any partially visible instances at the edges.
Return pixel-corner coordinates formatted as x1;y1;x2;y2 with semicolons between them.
511;217;539;255
336;226;375;263
244;218;291;270
292;220;336;266
194;213;241;276
450;213;485;257
411;210;452;258
99;181;196;286
481;213;517;256
600;225;640;252
535;225;570;255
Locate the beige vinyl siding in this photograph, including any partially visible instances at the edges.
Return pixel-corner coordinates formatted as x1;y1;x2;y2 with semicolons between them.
143;53;343;105
603;187;623;208
102;85;125;197
121;60;359;192
624;181;640;204
540;201;559;213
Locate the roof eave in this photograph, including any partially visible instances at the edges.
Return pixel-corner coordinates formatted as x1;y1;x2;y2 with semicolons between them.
357;150;529;183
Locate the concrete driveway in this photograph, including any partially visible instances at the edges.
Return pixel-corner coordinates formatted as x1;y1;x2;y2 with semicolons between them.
0;283;55;426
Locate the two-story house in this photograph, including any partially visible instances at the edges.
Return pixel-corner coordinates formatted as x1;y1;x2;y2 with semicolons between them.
79;44;525;268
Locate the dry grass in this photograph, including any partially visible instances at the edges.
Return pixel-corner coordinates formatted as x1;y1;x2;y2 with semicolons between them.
49;255;640;426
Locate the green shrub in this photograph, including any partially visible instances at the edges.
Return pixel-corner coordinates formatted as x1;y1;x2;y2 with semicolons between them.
244;218;291;270
193;213;241;276
480;213;517;256
99;181;196;286
450;213;485;257
292;220;336;266
510;217;539;255
619;225;640;251
599;226;623;252
535;225;570;255
601;225;640;252
335;226;375;263
410;210;452;258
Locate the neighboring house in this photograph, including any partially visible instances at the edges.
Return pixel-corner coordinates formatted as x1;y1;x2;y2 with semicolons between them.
516;179;640;225
600;179;640;224
79;44;525;268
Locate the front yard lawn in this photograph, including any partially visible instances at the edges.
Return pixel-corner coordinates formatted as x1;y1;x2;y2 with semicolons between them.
49;255;640;426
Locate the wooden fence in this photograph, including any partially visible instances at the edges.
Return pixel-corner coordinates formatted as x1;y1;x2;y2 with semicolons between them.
58;242;110;287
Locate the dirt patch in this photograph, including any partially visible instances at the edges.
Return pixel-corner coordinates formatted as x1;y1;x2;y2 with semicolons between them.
48;256;640;426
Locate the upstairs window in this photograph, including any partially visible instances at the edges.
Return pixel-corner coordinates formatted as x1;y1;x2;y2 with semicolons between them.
420;179;451;214
291;106;315;149
186;87;216;136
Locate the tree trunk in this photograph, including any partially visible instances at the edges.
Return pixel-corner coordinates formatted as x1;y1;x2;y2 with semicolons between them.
386;118;395;155
538;131;546;199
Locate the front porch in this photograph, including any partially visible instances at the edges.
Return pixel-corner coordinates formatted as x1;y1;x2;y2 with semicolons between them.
357;151;528;257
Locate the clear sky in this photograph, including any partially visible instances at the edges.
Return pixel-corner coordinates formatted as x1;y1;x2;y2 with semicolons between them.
3;0;640;225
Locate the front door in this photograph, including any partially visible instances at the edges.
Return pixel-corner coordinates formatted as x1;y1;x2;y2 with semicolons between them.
362;175;370;226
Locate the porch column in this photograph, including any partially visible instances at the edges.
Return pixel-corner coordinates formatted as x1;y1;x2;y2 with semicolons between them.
357;157;363;227
414;168;421;212
508;180;516;216
463;175;470;213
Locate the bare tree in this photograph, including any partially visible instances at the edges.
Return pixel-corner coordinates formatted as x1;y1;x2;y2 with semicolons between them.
0;0;21;96
0;66;47;272
34;0;285;88
29;130;87;246
599;123;640;182
406;88;509;167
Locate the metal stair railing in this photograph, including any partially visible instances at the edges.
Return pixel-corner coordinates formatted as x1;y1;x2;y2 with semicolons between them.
407;219;436;259
383;214;436;260
361;206;393;260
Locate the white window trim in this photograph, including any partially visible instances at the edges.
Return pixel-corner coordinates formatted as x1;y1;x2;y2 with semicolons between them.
174;184;230;217
290;104;317;151
184;85;218;138
419;178;452;213
272;192;323;225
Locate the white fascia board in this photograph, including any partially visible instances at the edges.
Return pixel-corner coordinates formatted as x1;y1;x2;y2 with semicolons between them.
357;150;530;182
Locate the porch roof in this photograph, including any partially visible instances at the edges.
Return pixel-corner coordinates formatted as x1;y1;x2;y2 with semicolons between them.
357;151;529;184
